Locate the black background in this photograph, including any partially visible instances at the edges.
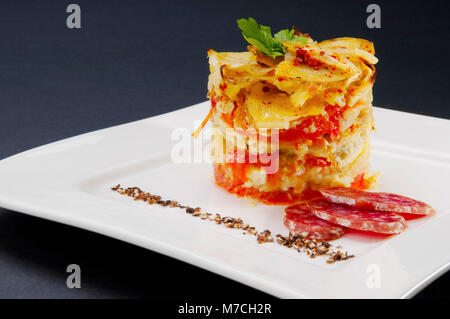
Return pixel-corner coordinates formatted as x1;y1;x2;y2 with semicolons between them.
0;0;448;298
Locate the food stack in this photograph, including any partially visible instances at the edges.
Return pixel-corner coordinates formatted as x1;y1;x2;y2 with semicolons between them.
202;18;379;204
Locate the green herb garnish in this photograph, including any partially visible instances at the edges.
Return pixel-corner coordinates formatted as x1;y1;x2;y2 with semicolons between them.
236;17;308;59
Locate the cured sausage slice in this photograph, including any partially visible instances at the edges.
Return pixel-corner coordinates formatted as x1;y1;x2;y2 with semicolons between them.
285;202;345;240
319;187;435;215
309;199;407;234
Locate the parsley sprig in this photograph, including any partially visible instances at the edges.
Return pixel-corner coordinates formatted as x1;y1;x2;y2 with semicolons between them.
236;18;308;59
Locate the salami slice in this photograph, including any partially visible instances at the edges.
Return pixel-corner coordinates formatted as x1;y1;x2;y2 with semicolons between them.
319;187;435;215
285;202;345;240
309;199;407;234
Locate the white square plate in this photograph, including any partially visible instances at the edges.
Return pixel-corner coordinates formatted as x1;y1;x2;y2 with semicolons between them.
0;101;449;298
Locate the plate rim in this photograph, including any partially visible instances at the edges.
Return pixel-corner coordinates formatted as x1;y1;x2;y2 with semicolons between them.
0;101;449;299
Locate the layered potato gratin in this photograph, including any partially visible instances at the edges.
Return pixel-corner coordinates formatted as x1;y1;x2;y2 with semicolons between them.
198;18;379;204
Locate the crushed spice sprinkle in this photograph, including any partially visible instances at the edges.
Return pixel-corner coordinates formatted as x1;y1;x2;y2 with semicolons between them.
111;184;354;263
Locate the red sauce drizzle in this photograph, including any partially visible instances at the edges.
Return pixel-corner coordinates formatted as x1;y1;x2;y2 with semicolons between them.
214;163;310;205
305;155;331;168
293;47;323;70
350;173;368;190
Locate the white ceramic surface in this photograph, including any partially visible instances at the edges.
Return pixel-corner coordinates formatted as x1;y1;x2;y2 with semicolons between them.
0;101;449;298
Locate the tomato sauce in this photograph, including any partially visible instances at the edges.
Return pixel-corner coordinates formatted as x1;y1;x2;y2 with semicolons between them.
350;173;369;190
279;104;344;143
214;163;322;205
305;155;331;168
293;47;323;70
220;113;234;127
